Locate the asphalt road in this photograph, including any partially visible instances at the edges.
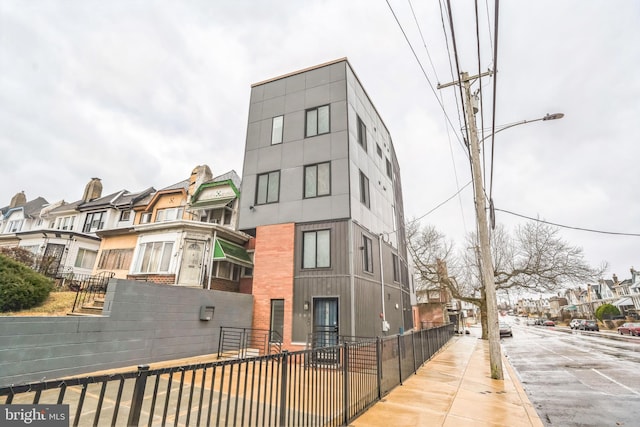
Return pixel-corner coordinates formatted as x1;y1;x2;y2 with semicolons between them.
501;321;640;427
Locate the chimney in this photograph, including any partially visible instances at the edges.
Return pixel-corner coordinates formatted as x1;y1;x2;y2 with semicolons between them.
188;165;212;198
9;191;27;208
612;274;618;284
82;178;103;202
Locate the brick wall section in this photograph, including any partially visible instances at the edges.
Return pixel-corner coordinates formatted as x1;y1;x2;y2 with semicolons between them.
252;223;295;348
127;274;176;284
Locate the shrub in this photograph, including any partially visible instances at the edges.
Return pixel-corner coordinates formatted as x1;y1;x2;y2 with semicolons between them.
0;254;53;312
0;246;35;266
595;303;620;321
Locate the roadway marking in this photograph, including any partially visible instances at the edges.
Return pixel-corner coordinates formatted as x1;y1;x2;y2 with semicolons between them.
536;344;575;362
591;368;640;396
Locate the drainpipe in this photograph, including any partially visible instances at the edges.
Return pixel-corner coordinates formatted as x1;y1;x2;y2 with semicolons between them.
207;230;217;290
379;233;387;332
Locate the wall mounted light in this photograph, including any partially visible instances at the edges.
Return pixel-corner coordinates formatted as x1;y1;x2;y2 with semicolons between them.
249;206;255;211
303;301;310;311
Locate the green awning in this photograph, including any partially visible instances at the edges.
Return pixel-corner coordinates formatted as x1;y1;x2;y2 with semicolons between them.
213;238;253;267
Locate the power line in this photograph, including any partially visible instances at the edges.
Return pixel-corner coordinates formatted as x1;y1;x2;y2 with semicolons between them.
495;208;640;237
413;180;472;222
408;0;439;80
384;0;466;151
438;0;465;139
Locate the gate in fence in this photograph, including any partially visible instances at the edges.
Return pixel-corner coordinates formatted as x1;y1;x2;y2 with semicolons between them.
0;324;454;426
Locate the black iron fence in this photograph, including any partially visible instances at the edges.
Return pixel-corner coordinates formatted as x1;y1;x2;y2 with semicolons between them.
70;271;115;313
0;324;454;426
218;327;283;359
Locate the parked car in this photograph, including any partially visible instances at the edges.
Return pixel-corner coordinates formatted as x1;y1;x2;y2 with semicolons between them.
499;323;513;337
617;322;640;336
578;319;599;331
526;319;536;326
570;319;586;329
542;320;555;327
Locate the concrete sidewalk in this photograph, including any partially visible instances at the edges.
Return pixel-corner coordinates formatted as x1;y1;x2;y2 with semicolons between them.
352;329;544;427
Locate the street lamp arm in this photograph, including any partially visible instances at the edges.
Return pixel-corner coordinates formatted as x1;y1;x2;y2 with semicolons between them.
480;113;564;143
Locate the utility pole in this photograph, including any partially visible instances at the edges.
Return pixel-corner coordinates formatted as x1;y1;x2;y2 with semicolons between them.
439;71;503;379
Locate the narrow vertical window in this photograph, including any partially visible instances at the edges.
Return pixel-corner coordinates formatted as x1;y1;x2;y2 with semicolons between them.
362;235;373;273
359;171;370;208
392;254;400;282
256;171;280;205
304;162;331;198
271;115;284;144
386;159;393;179
357;116;367;151
306;105;330;137
270;299;285;342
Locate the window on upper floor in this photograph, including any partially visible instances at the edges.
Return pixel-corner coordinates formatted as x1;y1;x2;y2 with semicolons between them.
359;171;370;208
119;210;131;221
376;144;382;157
256;171;280;205
140;212;152;224
56;215;75;231
74;248;98;269
386;159;393;179
6;219;23;233
155;207;184;222
305;105;330;137
392;254;400;282
272;115;284;144
133;241;174;273
304;162;331;198
302;229;330;269
83;211;105;233
357;115;367;152
362;234;373;273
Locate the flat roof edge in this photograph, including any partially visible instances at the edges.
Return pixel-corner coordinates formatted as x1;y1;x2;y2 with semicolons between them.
251;57;349;87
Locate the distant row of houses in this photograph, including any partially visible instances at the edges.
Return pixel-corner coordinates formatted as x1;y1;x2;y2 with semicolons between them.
0;58;421;349
512;270;640;320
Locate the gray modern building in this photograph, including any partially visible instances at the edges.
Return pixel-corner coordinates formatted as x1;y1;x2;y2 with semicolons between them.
238;58;412;349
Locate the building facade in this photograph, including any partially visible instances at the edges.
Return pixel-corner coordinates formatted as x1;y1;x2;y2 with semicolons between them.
238;59;412;348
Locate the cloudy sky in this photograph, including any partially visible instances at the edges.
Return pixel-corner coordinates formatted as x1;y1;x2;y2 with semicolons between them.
1;1;638;285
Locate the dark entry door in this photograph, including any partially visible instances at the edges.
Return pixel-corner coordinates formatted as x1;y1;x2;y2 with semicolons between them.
39;243;65;276
312;298;338;363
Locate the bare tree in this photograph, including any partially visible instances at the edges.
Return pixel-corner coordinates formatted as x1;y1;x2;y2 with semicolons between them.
408;219;605;339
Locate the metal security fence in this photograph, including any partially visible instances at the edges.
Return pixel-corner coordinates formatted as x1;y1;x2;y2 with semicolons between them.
0;324;454;426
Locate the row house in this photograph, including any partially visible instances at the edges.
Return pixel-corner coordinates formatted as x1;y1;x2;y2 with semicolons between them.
94;165;253;292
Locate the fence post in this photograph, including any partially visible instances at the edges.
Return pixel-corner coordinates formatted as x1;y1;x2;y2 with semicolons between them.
342;343;350;426
279;351;289;427
376;337;382;399
397;335;403;385
411;332;417;374
127;365;150;426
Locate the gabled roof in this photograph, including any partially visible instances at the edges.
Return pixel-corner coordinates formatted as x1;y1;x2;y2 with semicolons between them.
2;197;49;219
191;170;242;202
159;179;190;192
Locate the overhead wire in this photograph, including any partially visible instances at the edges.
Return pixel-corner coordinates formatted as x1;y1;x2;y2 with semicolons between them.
384;0;466;151
494;208;640;237
413;180;473;222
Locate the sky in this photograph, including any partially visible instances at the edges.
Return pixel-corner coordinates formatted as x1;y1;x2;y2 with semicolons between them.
1;1;639;286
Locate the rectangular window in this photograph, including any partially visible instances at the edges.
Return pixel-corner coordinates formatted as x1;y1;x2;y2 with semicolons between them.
271;115;284;144
376;144;382;157
256;171;280;205
362;235;373;273
304;162;331;198
98;248;134;270
302;229;330;269
392;254;400;282
155;207;184;222
213;261;240;280
134;241;174;273
305;105;330;137
83;211;105;233
120;210;131;221
74;248;98;269
359;171;370;208
386;159;393;179
140;212;152;224
6;220;23;233
56;216;75;231
270;299;285;342
357;115;367;151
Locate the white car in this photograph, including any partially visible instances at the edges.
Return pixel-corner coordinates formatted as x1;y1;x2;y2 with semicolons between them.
570;319;586;329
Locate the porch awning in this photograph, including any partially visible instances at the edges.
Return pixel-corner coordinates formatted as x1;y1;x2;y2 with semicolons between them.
561;305;577;311
213;238;253;268
190;196;235;210
613;297;633;306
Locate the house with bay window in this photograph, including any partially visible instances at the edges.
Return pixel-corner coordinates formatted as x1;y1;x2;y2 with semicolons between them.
238;59;413;350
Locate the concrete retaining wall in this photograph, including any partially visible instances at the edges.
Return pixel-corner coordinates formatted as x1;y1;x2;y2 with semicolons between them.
0;279;253;387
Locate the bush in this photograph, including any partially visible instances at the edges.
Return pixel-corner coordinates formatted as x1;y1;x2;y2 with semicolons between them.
0;246;35;266
0;254;53;312
595;303;620;321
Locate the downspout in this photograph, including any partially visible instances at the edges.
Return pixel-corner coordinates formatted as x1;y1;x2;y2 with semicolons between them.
349;221;355;337
379;233;387;333
207;230;217;290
